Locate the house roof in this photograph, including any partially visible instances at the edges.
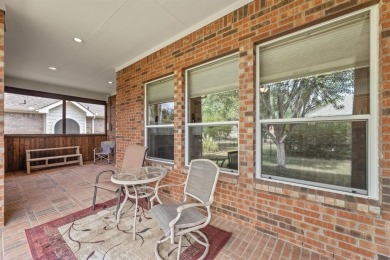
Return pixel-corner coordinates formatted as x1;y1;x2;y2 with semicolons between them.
4;92;59;112
306;94;353;118
4;92;104;116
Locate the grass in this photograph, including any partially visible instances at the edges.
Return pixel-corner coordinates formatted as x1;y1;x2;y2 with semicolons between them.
262;143;353;187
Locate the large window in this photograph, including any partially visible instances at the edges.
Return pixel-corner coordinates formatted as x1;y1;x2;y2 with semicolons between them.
4;88;106;134
145;76;174;162
186;53;239;173
256;8;378;197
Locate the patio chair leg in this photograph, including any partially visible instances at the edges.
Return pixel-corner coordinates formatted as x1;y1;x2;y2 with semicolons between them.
187;230;210;260
115;187;122;218
92;186;98;210
155;234;170;260
176;235;183;260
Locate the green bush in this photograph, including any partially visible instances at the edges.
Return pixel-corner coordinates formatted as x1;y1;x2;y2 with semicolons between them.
202;134;219;152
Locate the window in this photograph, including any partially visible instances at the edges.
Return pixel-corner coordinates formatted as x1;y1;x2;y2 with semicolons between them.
145;76;174;162
256;8;378;197
186;53;239;173
4;89;106;135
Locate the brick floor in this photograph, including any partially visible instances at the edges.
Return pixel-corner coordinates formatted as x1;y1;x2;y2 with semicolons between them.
0;162;328;259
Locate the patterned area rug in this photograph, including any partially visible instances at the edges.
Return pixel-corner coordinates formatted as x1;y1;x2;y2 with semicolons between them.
25;199;231;259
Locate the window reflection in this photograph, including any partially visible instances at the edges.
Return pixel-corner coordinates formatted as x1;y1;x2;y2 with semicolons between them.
261;121;367;191
147;128;174;161
149;102;174;125
189;125;238;171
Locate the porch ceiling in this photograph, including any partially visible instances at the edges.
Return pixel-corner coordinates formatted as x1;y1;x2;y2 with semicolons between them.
0;0;251;96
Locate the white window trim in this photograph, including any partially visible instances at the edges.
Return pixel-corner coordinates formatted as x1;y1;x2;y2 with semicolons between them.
255;5;379;200
144;75;174;164
185;53;240;175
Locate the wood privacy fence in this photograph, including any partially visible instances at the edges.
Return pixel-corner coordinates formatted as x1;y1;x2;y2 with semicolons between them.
5;134;107;172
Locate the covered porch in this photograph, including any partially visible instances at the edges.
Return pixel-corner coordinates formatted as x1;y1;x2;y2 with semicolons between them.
1;163;326;259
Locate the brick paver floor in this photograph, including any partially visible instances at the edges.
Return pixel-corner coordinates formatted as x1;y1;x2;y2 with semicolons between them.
0;162;328;259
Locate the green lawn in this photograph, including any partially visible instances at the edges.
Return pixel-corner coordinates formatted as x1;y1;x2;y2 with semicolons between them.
262;143;352;187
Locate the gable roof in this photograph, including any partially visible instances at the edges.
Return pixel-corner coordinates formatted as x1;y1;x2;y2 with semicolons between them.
4;92;105;116
306;94;353;118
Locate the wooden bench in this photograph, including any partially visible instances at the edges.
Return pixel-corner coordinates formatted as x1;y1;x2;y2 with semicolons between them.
26;146;83;174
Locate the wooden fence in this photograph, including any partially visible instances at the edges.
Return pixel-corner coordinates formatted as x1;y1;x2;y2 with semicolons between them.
5;134;107;172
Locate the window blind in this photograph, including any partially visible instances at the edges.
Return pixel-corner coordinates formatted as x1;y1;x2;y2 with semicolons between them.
188;53;239;97
147;76;174;104
259;15;369;84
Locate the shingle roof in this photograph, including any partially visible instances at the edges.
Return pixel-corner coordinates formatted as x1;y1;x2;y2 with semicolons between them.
4;93;59;111
306;94;353;118
4;93;105;116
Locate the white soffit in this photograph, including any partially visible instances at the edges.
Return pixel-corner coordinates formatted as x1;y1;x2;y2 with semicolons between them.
4;0;252;95
116;0;253;71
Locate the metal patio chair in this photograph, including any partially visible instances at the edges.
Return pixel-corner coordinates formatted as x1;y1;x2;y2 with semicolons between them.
227;150;238;170
92;145;148;216
150;159;220;260
93;141;116;164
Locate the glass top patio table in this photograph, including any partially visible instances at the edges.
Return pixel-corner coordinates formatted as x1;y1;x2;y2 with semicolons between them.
111;166;167;240
111;166;167;185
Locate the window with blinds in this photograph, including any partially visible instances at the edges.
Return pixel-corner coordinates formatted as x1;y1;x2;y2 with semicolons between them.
256;9;378;198
145;75;174;162
259;15;369;85
185;53;240;174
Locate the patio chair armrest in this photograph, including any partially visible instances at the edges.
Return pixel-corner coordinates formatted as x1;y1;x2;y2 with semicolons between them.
168;202;211;231
176;202;209;213
150;182;186;205
94;170;115;184
168;202;209;229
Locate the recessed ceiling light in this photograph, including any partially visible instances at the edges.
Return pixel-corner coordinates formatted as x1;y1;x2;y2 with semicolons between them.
73;37;83;43
108;81;113;84
48;66;57;71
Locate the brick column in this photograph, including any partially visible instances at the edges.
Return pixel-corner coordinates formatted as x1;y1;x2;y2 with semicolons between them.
380;0;390;221
107;95;116;141
0;9;5;226
173;69;186;170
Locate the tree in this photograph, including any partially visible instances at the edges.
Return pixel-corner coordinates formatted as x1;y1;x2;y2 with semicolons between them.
259;70;354;168
201;90;239;141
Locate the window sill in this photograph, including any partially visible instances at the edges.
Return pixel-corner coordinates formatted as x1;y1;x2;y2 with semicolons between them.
253;177;381;216
218;170;239;185
145;158;174;168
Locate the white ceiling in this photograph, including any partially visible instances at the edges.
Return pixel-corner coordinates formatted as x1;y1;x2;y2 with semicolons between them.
2;0;251;98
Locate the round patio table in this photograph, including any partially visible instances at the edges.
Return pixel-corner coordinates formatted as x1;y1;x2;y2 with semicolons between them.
111;166;167;240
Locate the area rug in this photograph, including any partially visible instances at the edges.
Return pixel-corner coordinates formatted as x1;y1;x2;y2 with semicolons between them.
25;198;231;259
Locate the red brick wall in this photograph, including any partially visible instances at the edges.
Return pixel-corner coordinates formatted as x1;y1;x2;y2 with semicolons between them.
107;95;116;141
0;10;5;227
116;0;389;258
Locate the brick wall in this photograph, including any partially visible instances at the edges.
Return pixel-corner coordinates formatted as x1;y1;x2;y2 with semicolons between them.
4;113;44;134
0;10;4;227
107;95;116;141
116;0;390;258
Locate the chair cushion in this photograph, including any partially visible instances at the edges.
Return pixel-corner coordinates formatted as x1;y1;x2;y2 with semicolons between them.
151;203;207;237
94;180;120;192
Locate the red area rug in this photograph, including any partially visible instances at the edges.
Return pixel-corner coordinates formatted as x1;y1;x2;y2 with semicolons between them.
25;199;231;259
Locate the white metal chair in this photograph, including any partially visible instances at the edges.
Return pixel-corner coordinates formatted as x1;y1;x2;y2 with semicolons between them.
92;145;148;216
93;141;116;164
150;159;220;260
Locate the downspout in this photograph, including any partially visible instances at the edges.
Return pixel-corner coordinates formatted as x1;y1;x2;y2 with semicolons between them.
92;115;95;134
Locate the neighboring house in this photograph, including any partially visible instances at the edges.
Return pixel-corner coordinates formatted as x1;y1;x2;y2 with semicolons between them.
305;94;353;118
4;93;105;134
